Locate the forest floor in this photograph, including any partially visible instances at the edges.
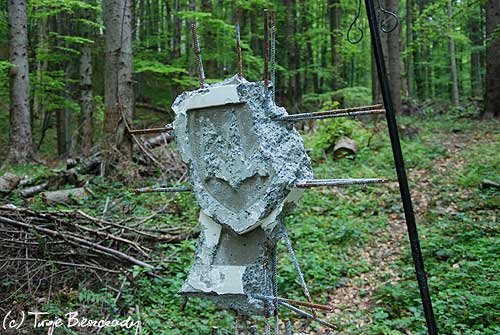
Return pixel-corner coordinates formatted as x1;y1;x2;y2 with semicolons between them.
322;129;479;333
0;113;498;335
310;115;499;335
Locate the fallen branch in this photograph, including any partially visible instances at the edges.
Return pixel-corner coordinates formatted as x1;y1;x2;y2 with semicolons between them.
21;183;49;198
0;215;154;270
1;258;120;273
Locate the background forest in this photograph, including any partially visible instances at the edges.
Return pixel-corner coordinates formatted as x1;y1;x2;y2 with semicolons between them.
0;0;499;334
0;0;499;162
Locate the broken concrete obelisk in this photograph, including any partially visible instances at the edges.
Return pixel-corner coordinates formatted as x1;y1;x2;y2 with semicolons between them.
172;75;313;316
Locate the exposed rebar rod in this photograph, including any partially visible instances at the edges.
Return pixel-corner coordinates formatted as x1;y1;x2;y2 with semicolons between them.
254;295;333;312
235;23;243;80
270;11;276;101
280;223;317;318
132;186;192;194
275;109;385;122
364;0;438;333
294;178;389;188
191;23;206;88
270;248;280;335
133;179;388;194
128;125;174;135
273;104;383;122
263;9;270;87
285;320;292;335
277;301;337;330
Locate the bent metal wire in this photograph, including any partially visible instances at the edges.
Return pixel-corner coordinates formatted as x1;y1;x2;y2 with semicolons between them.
347;0;399;44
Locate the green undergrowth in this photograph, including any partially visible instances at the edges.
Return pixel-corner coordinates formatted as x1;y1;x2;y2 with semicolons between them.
1;115;498;334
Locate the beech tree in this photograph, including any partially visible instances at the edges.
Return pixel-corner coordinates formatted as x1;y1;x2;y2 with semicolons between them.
101;0;135;175
484;0;500;117
7;0;34;163
78;7;95;156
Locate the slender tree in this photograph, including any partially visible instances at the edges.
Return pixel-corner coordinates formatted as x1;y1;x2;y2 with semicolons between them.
469;6;483;98
447;0;459;106
7;0;34;163
78;8;95;156
385;0;403;113
328;0;341;89
484;0;500;117
406;0;414;99
101;0;135;175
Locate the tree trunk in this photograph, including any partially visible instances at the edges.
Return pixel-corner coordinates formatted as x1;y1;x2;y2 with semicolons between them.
447;0;459;106
469;4;483;98
371;47;381;103
7;0;34;164
406;0;414;99
56;14;74;158
172;0;181;58
484;0;500;117
201;0;216;78
79;8;94;157
33;16;48;126
79;43;93;156
329;0;341;89
102;0;135;175
385;0;403;114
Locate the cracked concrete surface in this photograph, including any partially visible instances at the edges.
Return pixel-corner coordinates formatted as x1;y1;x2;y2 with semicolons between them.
172;75;313;315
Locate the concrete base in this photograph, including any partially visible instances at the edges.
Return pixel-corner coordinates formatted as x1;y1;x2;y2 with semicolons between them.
181;212;278;316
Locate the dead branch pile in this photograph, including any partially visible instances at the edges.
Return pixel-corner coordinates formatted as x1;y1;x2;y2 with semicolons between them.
0;204;194;302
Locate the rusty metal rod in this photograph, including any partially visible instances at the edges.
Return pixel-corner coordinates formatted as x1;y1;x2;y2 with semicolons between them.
277;301;337;330
235;23;243;80
285;320;292;335
281;223;318;318
128;125;174;135
132;186;192;194
275;109;386;122
134;179;389;193
294;178;390;188
273;104;384;121
191;23;206;88
263;9;269;87
255;295;333;312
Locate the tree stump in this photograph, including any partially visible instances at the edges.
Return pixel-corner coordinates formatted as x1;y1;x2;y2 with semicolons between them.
333;137;358;159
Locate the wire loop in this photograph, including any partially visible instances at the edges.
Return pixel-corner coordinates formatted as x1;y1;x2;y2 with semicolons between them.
347;0;364;44
377;0;399;33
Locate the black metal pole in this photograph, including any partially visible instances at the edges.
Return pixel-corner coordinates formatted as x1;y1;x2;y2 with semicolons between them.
363;0;438;334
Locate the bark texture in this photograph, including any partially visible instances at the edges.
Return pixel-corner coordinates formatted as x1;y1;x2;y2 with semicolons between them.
484;0;500;117
79;19;94;156
102;0;135;175
385;0;403;114
469;8;483;98
447;0;459;106
406;0;414;99
7;0;34;164
329;0;341;89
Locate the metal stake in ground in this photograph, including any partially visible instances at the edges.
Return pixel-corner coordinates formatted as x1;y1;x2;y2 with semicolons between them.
191;23;206;88
364;0;438;333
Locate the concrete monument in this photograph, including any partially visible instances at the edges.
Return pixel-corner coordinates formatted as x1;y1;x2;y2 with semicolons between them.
172;75;312;315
